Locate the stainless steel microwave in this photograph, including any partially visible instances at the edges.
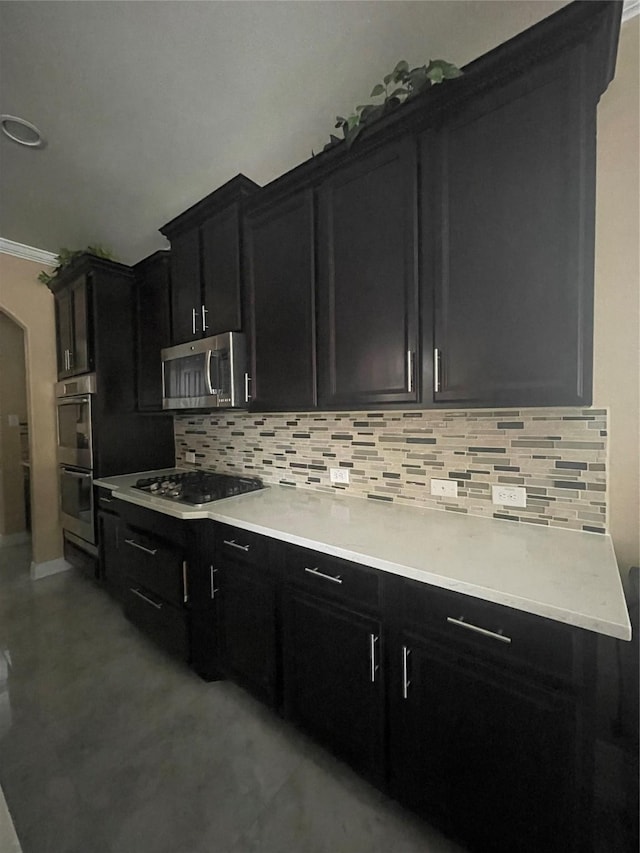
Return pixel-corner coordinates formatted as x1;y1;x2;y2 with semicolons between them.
161;332;249;410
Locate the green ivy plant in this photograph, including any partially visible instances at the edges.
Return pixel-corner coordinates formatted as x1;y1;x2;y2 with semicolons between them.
38;245;115;285
326;58;463;150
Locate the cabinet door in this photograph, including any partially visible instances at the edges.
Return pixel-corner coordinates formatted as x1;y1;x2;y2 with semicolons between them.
54;289;73;377
282;590;384;783
98;510;122;599
135;253;171;410
428;51;595;406
201;205;242;336
245;190;316;410
390;636;580;853
170;228;202;344
217;559;277;706
317;138;419;407
70;276;90;375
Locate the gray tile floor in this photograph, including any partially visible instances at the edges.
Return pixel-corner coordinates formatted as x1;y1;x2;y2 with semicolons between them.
0;543;466;853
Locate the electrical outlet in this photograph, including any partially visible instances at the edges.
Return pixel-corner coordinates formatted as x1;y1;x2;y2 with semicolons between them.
330;467;350;485
492;485;527;508
185;450;196;464
430;478;458;498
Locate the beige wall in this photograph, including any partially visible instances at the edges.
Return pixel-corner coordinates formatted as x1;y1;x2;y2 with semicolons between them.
593;19;640;575
0;313;28;535
0;253;61;564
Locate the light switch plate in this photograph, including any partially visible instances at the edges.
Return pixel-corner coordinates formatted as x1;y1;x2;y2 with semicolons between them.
492;485;527;507
185;450;196;464
330;467;350;485
431;478;458;498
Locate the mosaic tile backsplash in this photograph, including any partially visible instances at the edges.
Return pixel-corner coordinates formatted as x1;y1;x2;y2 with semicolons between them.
174;408;608;533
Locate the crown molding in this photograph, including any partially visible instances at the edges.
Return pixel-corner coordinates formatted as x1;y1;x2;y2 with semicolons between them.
623;0;639;23
0;237;57;265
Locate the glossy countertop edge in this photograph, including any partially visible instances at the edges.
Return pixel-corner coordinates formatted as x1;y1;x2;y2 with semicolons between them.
94;470;632;641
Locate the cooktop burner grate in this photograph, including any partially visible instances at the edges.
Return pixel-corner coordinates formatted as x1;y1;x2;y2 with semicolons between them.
133;471;265;506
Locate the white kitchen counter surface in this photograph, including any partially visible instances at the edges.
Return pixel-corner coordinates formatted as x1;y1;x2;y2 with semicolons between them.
95;469;631;641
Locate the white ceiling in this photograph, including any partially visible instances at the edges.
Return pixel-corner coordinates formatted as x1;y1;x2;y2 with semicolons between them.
0;0;584;265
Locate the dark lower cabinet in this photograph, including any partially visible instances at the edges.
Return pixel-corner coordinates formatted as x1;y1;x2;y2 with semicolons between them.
216;558;278;706
214;524;277;705
389;635;580;853
117;503;190;662
282;589;384;784
97;508;122;599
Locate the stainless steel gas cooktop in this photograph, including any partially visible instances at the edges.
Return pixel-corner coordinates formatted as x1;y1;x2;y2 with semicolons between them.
133;471;265;507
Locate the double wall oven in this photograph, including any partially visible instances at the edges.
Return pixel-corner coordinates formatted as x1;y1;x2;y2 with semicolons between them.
56;373;97;554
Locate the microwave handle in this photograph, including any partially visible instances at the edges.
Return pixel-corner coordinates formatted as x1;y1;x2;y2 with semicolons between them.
205;350;214;396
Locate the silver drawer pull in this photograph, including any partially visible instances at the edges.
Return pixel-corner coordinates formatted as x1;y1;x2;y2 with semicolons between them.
304;566;343;585
446;616;512;644
130;587;162;610
100;496;113;503
124;538;157;556
210;565;219;600
402;645;411;699
223;539;251;552
369;633;379;683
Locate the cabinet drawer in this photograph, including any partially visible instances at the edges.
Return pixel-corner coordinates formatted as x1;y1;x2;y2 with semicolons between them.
122;524;186;607
285;546;380;612
400;580;575;681
123;585;189;661
215;523;268;567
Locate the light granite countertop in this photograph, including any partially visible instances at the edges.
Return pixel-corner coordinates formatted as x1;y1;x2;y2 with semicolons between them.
95;468;632;641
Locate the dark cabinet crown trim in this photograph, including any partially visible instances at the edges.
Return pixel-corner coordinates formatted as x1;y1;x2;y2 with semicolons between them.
45;253;134;295
159;173;260;239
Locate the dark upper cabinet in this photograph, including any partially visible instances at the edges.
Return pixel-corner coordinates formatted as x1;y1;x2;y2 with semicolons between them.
160;175;259;346
54;275;92;378
169;229;201;344
317;138;420;408
245;189;316;410
201;205;242;335
426;48;599;407
133;250;171;411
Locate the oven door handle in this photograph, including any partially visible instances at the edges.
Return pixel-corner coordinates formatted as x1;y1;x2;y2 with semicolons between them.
57;396;91;406
61;469;91;479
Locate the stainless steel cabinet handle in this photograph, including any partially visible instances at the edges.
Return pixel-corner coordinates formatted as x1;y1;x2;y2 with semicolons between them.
402;645;411;699
68;350;73;369
407;350;414;393
244;372;251;403
304;566;343;585
223;539;251;552
124;538;157;556
434;348;441;393
182;560;189;603
369;634;379;683
130;587;162;610
191;307;198;336
446;616;512;644
210;565;219;599
63;349;69;370
201;304;208;332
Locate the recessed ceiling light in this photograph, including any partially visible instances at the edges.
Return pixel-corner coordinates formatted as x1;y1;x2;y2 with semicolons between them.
1;115;46;148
